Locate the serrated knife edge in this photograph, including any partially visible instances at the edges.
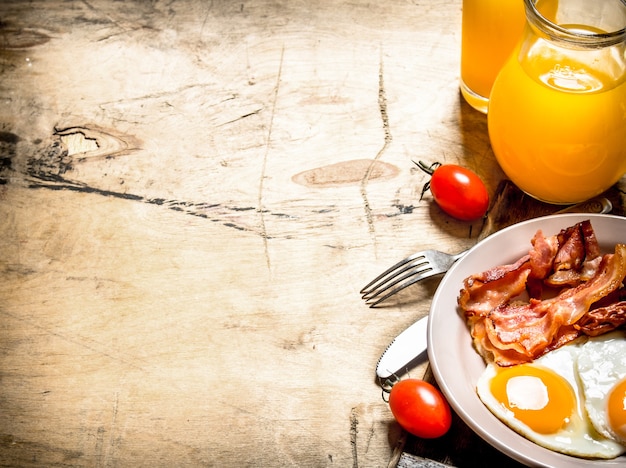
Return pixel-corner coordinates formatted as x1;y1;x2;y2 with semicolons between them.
376;316;428;379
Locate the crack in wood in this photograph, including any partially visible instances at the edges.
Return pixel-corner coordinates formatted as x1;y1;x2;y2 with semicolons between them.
0;131;19;184
350;407;359;468
216;107;263;127
59;131;99;155
360;47;392;246
28;177;280;237
20;130;270;235
53;125;138;160
98;84;236;108
0;26;51;49
257;44;285;272
4;121;360;244
0;308;149;372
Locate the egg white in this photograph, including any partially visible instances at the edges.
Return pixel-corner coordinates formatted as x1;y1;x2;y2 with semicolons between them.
477;338;626;459
577;330;626;445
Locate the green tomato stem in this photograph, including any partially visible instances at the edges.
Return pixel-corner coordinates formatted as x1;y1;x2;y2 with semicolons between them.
414;160;441;175
414;160;441;200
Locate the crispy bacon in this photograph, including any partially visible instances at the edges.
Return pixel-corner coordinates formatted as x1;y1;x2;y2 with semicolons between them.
459;220;626;367
529;230;559;280
543;325;581;354
458;255;531;316
547;220;602;286
554;223;586;271
484;247;626;365
575;302;626;336
576;287;626;336
527;230;559;299
467;319;532;365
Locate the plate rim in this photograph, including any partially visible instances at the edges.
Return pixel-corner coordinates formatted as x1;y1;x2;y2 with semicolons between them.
427;213;626;467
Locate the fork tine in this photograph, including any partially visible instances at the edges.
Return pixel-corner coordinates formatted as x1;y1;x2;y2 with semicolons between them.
366;267;442;308
360;252;427;295
363;248;469;307
364;263;433;305
361;262;430;302
361;257;429;300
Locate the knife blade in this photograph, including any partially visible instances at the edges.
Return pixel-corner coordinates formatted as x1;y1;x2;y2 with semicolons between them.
376;315;428;379
375;195;613;380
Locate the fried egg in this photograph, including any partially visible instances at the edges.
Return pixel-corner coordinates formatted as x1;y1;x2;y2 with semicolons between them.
477;337;626;459
577;330;626;446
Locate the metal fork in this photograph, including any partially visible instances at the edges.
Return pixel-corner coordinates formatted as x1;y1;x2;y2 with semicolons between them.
360;249;468;307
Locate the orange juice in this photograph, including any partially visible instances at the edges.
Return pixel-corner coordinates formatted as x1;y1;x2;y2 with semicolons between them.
488;40;626;204
460;0;526;113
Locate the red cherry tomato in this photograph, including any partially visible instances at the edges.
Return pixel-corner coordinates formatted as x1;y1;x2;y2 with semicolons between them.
416;160;489;221
388;378;452;439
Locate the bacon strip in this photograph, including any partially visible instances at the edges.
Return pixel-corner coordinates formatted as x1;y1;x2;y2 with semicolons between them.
576;299;626;336
547;220;602;286
527;230;559;299
554;223;586;271
529;229;559;280
459;255;531;316
459;220;626;367
482;246;626;365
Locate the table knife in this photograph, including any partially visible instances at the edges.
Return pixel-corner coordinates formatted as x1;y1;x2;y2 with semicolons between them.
375;195;613;380
376;315;429;379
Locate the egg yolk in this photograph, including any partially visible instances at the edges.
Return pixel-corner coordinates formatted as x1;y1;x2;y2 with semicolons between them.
490;364;575;434
607;377;626;441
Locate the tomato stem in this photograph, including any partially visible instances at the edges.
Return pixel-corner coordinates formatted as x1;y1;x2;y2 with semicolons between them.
414;160;441;175
379;375;399;403
414;160;441;201
420;182;430;201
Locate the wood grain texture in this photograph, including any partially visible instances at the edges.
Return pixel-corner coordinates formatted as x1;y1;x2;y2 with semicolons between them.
0;1;624;467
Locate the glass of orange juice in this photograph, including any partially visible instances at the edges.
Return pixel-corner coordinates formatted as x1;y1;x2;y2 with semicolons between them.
488;0;626;204
460;0;527;113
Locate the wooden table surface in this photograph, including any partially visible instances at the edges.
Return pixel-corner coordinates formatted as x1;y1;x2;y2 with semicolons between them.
1;1;624;467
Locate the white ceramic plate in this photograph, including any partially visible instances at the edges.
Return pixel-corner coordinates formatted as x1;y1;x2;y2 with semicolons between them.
427;213;626;467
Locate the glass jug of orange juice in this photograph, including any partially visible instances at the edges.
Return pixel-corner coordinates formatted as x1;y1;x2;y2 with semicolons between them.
488;0;626;204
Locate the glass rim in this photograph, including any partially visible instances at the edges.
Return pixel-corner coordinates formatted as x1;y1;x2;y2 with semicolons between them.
524;0;626;47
